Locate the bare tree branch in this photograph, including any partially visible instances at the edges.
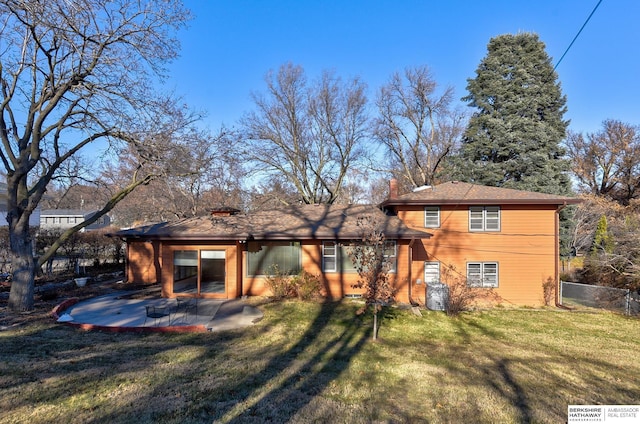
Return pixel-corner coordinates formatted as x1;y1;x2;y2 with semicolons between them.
241;63;369;205
566;120;640;205
1;0;192;311
373;65;466;190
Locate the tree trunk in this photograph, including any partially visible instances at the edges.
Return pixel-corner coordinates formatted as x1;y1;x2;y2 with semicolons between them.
372;310;378;341
7;226;36;311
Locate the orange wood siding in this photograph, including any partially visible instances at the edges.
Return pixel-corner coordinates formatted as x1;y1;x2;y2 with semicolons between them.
126;241;160;284
398;204;559;306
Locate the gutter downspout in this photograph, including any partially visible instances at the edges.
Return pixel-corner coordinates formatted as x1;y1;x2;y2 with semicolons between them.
408;238;416;306
555;204;571;310
120;237;129;284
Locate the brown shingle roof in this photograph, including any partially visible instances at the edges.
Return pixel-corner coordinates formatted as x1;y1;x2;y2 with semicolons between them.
115;204;431;241
382;181;582;206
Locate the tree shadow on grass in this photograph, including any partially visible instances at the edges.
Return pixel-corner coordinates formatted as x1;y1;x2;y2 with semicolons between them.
439;313;640;423
441;316;535;422
203;299;371;422
3;305;638;423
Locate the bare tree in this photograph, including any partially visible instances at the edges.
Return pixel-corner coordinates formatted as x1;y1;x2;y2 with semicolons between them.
571;195;640;291
165;132;242;217
245;176;301;212
110;128;244;225
348;214;396;341
567;196;599;258
566;120;640;205
0;0;194;311
241;63;369;205
333;168;382;205
373;66;466;189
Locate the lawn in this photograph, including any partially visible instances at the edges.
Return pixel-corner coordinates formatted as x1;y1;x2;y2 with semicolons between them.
0;299;638;423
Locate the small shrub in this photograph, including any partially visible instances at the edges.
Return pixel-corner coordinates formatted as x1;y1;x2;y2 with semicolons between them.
264;265;295;300
560;270;577;282
542;276;555;306
442;265;500;316
266;268;324;301
291;270;323;300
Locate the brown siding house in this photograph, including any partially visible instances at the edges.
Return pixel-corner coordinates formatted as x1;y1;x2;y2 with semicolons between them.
116;182;581;307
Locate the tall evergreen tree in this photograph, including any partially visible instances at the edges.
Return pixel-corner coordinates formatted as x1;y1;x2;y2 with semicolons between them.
458;33;572;196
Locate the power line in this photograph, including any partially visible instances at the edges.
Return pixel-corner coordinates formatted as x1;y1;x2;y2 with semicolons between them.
554;0;603;70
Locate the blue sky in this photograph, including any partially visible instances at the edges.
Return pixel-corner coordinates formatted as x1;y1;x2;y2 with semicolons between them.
165;0;638;135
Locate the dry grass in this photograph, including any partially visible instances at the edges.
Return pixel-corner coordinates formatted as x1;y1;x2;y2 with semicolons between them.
0;297;638;423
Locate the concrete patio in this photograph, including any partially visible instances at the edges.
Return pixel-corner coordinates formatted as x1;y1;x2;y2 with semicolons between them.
54;291;264;333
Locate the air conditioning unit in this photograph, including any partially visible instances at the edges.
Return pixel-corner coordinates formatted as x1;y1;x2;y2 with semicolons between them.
426;283;449;311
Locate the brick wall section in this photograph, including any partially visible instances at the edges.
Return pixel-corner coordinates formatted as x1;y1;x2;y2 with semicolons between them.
126;241;160;284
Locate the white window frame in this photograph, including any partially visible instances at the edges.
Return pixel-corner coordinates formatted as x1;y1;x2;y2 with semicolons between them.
424;206;440;228
384;241;397;273
424;261;440;284
469;206;501;232
322;241;338;272
466;262;498;287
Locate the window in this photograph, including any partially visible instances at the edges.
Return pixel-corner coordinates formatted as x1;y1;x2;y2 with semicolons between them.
466;262;498;287
247;241;301;276
323;241;397;273
323;242;358;273
322;242;337;272
469;206;500;231
424;262;440;284
424;206;440;228
174;250;198;281
384;241;397;273
172;249;227;295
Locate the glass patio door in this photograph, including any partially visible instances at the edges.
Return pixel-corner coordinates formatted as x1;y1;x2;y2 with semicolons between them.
173;249;226;297
200;250;226;296
173;250;198;294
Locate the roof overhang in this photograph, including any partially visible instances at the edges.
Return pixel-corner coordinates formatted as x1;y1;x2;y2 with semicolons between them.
382;198;584;207
115;230;432;242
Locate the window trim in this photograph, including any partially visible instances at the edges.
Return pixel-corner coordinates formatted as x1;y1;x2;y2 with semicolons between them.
384;241;397;273
424;206;441;228
322;242;338;272
466;261;499;288
469;206;501;232
424;261;441;284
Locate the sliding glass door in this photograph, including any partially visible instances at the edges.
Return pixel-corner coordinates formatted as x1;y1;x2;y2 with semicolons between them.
173;249;226;297
200;250;226;294
173;250;198;294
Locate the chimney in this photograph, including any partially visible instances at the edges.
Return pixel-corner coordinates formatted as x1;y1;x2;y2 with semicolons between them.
210;206;240;217
389;178;398;200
